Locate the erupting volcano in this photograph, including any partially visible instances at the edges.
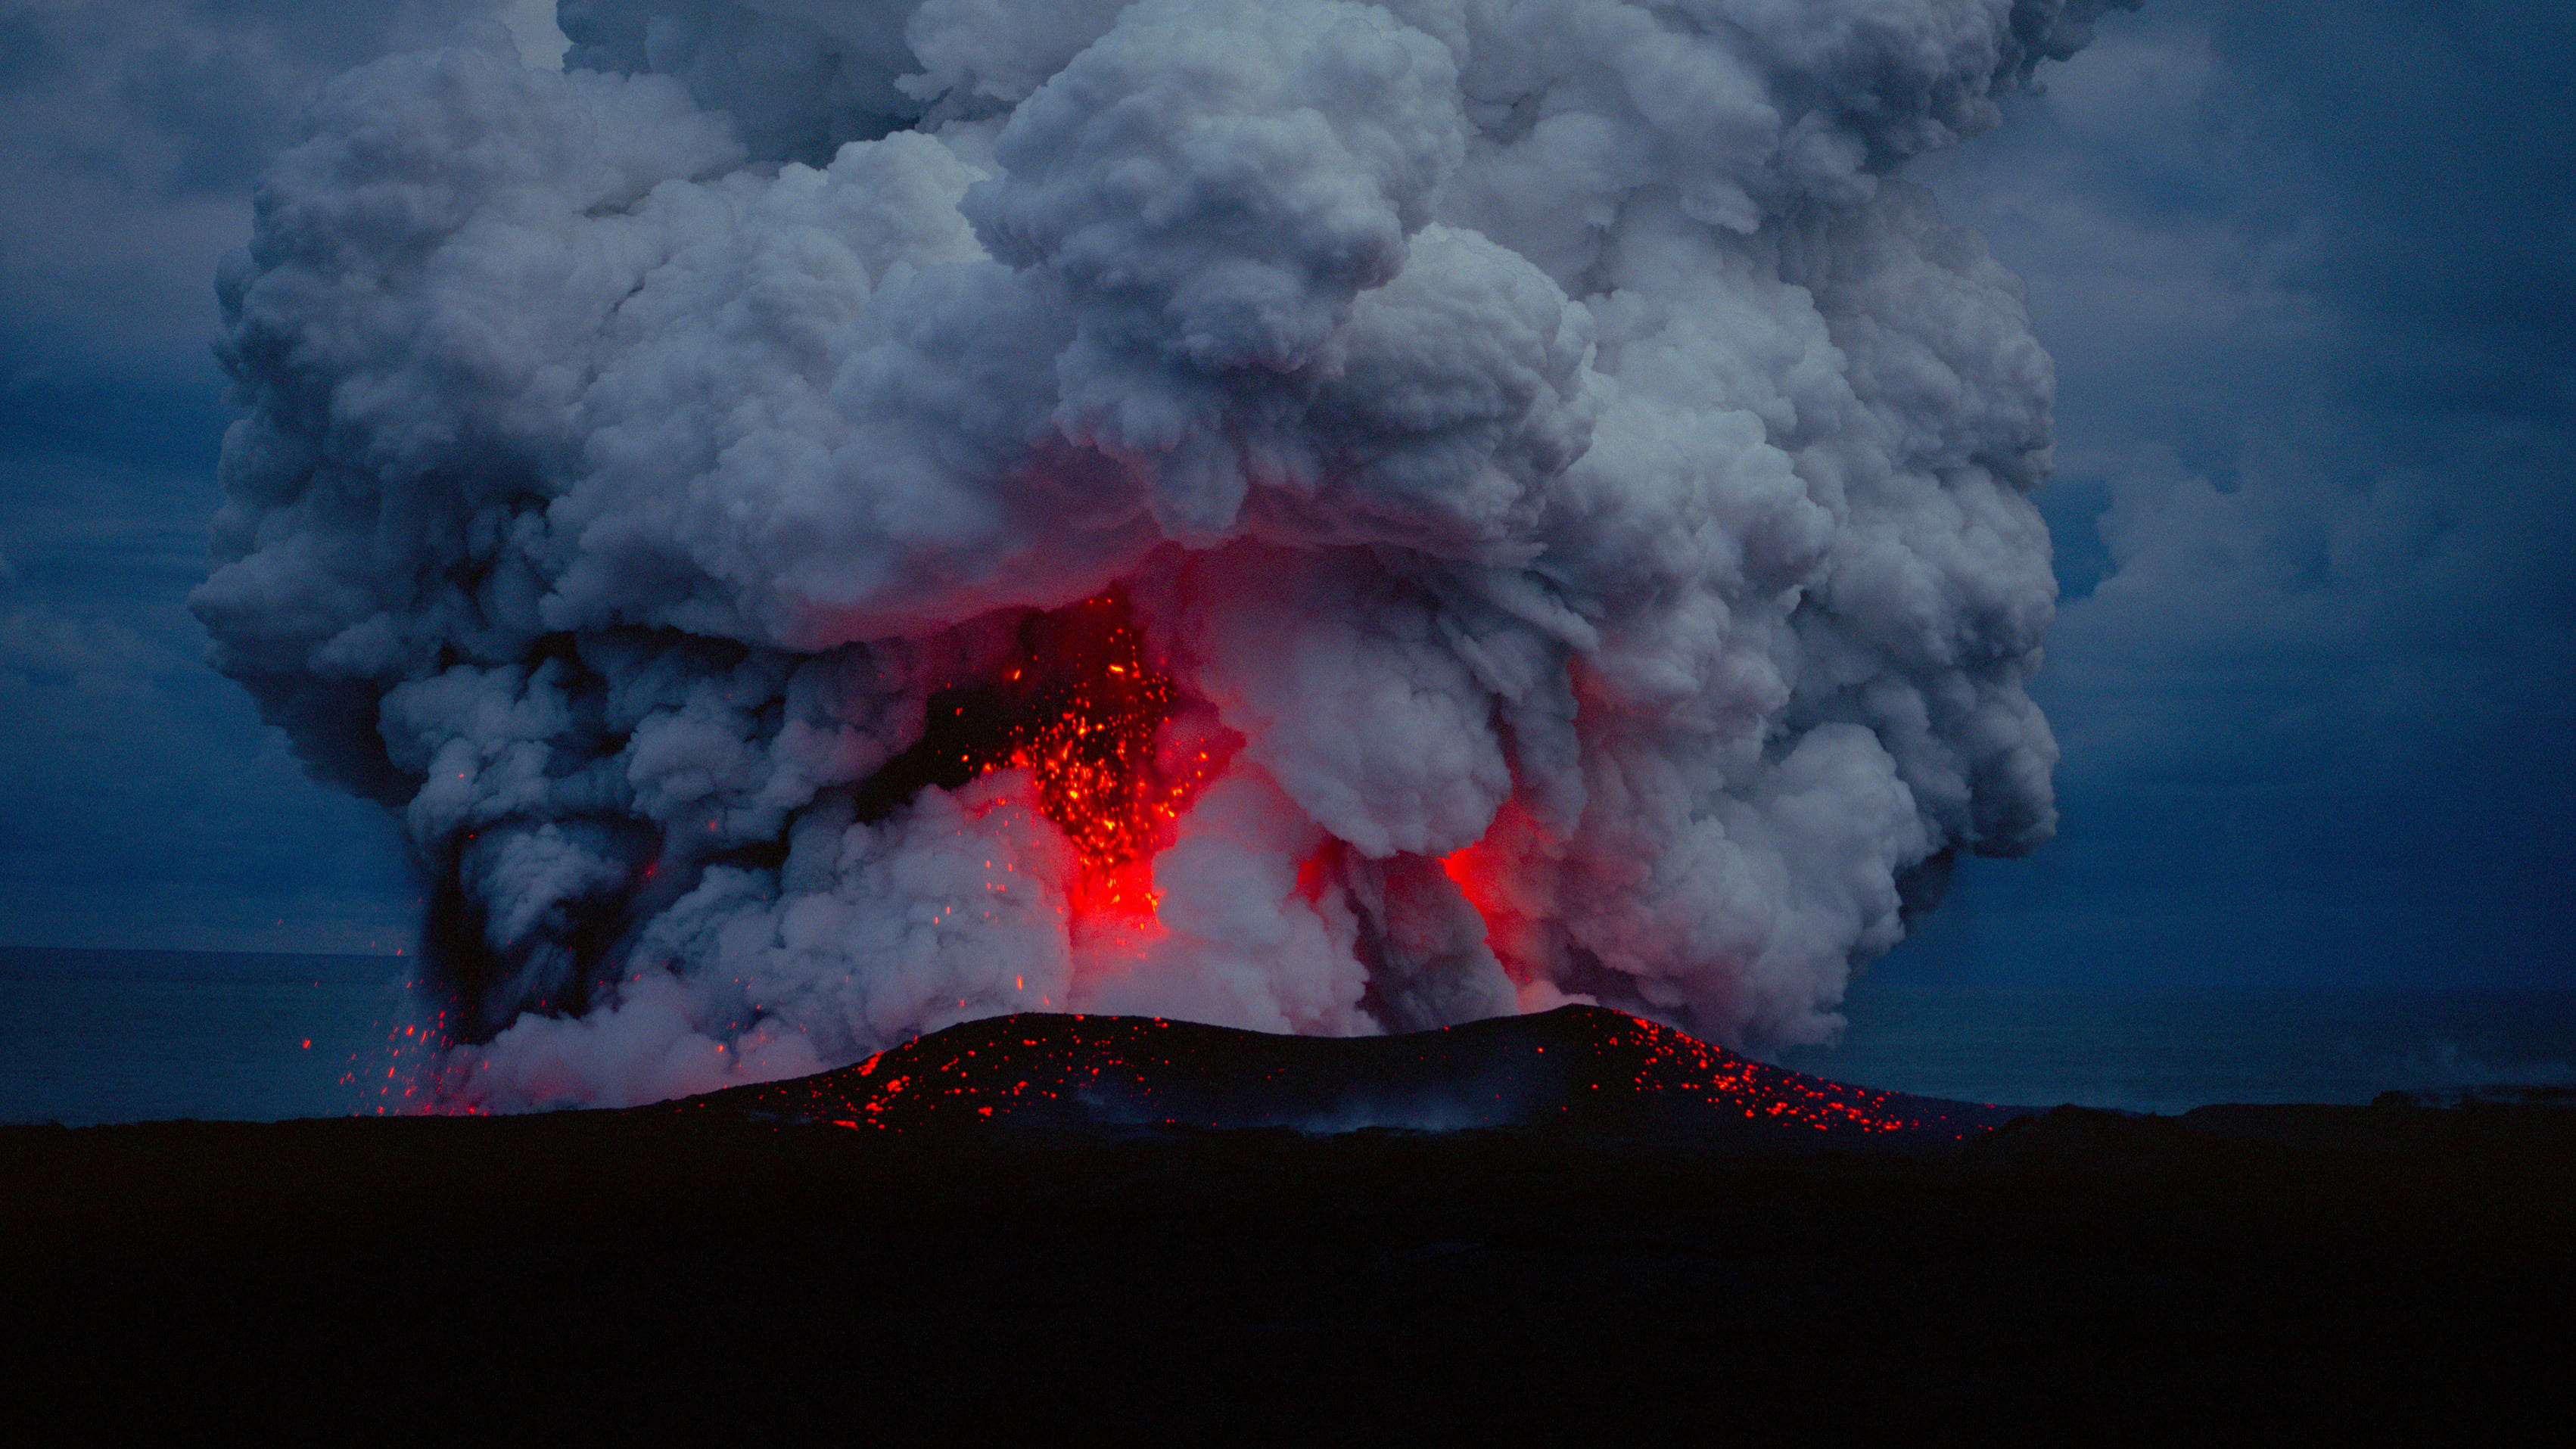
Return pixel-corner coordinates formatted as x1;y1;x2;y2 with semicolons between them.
669;1005;2018;1143
866;590;1234;922
194;0;2108;1111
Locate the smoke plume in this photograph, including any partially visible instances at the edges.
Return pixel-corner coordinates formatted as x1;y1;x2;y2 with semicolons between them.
195;0;2112;1109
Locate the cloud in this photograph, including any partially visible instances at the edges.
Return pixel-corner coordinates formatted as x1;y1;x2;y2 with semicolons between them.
0;3;536;952
191;0;2120;1105
0;443;417;953
0;1;505;381
494;0;571;67
1883;0;2576;988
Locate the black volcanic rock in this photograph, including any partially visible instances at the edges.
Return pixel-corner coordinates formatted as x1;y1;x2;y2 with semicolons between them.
663;1004;2018;1144
9;1074;2576;1439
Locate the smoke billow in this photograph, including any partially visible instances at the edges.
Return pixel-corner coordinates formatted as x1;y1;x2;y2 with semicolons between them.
195;0;2112;1109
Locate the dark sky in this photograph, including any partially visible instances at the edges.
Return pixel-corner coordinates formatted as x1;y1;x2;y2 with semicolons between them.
2;1;2569;990
1902;0;2576;988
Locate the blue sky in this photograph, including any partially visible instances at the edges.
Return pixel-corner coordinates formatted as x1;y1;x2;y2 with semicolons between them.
1902;0;2576;987
2;0;2569;990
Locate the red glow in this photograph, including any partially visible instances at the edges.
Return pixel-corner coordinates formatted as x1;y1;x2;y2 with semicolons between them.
1293;847;1333;904
976;592;1229;920
1439;801;1566;981
1439;838;1511;970
670;1006;2011;1142
1439;845;1498;922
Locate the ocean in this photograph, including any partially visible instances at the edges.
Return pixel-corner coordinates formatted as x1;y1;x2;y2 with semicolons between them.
0;947;428;1127
1783;977;2576;1115
4;946;2573;1124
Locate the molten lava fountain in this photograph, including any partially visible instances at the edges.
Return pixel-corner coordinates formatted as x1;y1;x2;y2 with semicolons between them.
899;591;1230;925
193;0;2101;1111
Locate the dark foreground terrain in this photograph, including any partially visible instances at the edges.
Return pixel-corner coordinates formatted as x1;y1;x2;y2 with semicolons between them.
5;1023;2573;1441
669;1006;2021;1142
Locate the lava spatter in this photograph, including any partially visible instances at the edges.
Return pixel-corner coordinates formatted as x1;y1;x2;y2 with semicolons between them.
982;593;1228;920
664;1005;2019;1145
857;588;1235;926
202;1;2100;1104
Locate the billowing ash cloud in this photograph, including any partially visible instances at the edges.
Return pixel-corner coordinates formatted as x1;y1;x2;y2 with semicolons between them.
195;0;2113;1109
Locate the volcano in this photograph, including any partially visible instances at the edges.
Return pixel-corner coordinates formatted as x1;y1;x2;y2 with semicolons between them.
201;0;2100;1109
663;1004;2016;1144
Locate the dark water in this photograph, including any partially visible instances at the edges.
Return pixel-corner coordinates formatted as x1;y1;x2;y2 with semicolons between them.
5;947;2574;1124
1780;978;2576;1115
0;947;429;1126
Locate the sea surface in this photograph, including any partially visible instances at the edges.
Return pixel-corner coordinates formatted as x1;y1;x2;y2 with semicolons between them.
0;947;428;1126
4;947;2574;1124
1782;977;2576;1115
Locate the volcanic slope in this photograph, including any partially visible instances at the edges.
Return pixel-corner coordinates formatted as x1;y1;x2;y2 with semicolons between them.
664;1004;2015;1143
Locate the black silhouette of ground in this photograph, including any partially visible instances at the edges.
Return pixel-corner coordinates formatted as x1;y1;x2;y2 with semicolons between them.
671;1006;2020;1142
5;1012;2572;1442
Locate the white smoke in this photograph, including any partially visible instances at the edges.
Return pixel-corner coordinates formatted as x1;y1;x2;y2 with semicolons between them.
194;0;2117;1109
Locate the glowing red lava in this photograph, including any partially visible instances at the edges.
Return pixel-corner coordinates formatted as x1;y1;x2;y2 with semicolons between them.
664;1006;2021;1143
975;592;1229;920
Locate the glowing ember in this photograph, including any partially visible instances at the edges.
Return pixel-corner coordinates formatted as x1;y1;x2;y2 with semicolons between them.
969;592;1228;919
667;1006;2021;1143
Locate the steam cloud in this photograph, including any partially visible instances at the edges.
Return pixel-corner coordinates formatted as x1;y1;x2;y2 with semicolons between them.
195;0;2111;1109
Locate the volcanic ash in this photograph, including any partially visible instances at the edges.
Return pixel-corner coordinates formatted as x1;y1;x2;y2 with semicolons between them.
194;0;2120;1109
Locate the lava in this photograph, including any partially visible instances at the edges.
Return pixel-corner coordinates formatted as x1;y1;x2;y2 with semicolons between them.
664;1006;2020;1144
902;591;1233;922
993;593;1224;919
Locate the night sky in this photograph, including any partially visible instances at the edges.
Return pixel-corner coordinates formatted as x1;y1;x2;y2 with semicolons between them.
2;0;2570;995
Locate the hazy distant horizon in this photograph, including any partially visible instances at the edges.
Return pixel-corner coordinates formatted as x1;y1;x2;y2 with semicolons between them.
8;943;2574;1128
